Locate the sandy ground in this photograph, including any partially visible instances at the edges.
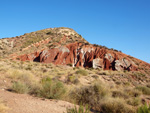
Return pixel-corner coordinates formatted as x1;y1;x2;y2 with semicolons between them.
0;89;74;113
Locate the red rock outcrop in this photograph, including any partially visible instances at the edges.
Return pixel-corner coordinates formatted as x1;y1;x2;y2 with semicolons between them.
16;42;138;71
18;52;40;61
1;27;149;73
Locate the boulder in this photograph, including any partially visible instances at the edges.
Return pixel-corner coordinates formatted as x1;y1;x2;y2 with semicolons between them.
93;58;103;69
115;58;134;71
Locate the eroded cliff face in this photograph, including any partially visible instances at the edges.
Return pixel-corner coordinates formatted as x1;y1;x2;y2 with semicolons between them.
16;42;138;71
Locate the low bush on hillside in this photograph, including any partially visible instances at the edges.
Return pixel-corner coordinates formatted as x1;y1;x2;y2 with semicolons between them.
11;81;29;94
66;105;90;113
38;77;66;99
69;81;142;112
7;69;22;79
112;90;129;99
7;69;34;84
126;98;141;106
136;86;150;95
10;75;66;99
111;89;141;107
100;98;135;113
125;88;142;97
137;104;150;113
28;82;41;95
66;74;80;84
76;69;88;76
70;83;110;110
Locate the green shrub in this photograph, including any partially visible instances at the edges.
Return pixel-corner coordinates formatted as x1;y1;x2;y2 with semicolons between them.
67;75;80;84
7;69;34;85
137;104;150;113
39;77;66;99
76;69;88;76
28;83;41;95
25;65;32;70
125;89;142;97
112;90;129;99
136;86;150;95
70;83;109;109
66;105;90;113
127;98;141;106
11;81;29;94
41;76;52;84
100;98;135;113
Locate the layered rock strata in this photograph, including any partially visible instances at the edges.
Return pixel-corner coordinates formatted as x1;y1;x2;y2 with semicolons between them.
17;42;138;71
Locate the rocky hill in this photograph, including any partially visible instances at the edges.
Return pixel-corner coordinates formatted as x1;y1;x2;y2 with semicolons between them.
0;27;150;74
1;27;150;113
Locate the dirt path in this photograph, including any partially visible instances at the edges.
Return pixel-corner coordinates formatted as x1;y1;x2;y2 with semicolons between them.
0;89;74;113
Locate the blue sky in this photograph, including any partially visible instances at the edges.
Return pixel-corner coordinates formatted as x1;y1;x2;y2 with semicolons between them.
0;0;150;63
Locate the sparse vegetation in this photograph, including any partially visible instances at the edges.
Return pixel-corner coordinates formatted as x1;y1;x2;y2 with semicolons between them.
76;69;88;76
10;75;66;99
112;90;129;99
93;44;121;52
0;56;150;113
66;74;80;84
39;77;66;99
136;86;150;95
66;105;90;113
137;104;150;113
11;81;29;94
70;82;110;110
100;98;135;113
127;98;141;106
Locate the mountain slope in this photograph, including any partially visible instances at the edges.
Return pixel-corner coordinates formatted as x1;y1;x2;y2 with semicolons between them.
0;27;150;74
1;27;150;113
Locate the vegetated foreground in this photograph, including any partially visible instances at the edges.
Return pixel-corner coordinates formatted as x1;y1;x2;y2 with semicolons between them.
0;27;150;113
0;59;150;113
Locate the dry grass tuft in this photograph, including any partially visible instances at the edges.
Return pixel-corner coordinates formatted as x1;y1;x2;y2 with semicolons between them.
100;98;135;113
69;82;110;110
38;77;66;99
76;69;88;76
136;86;150;95
11;81;30;94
